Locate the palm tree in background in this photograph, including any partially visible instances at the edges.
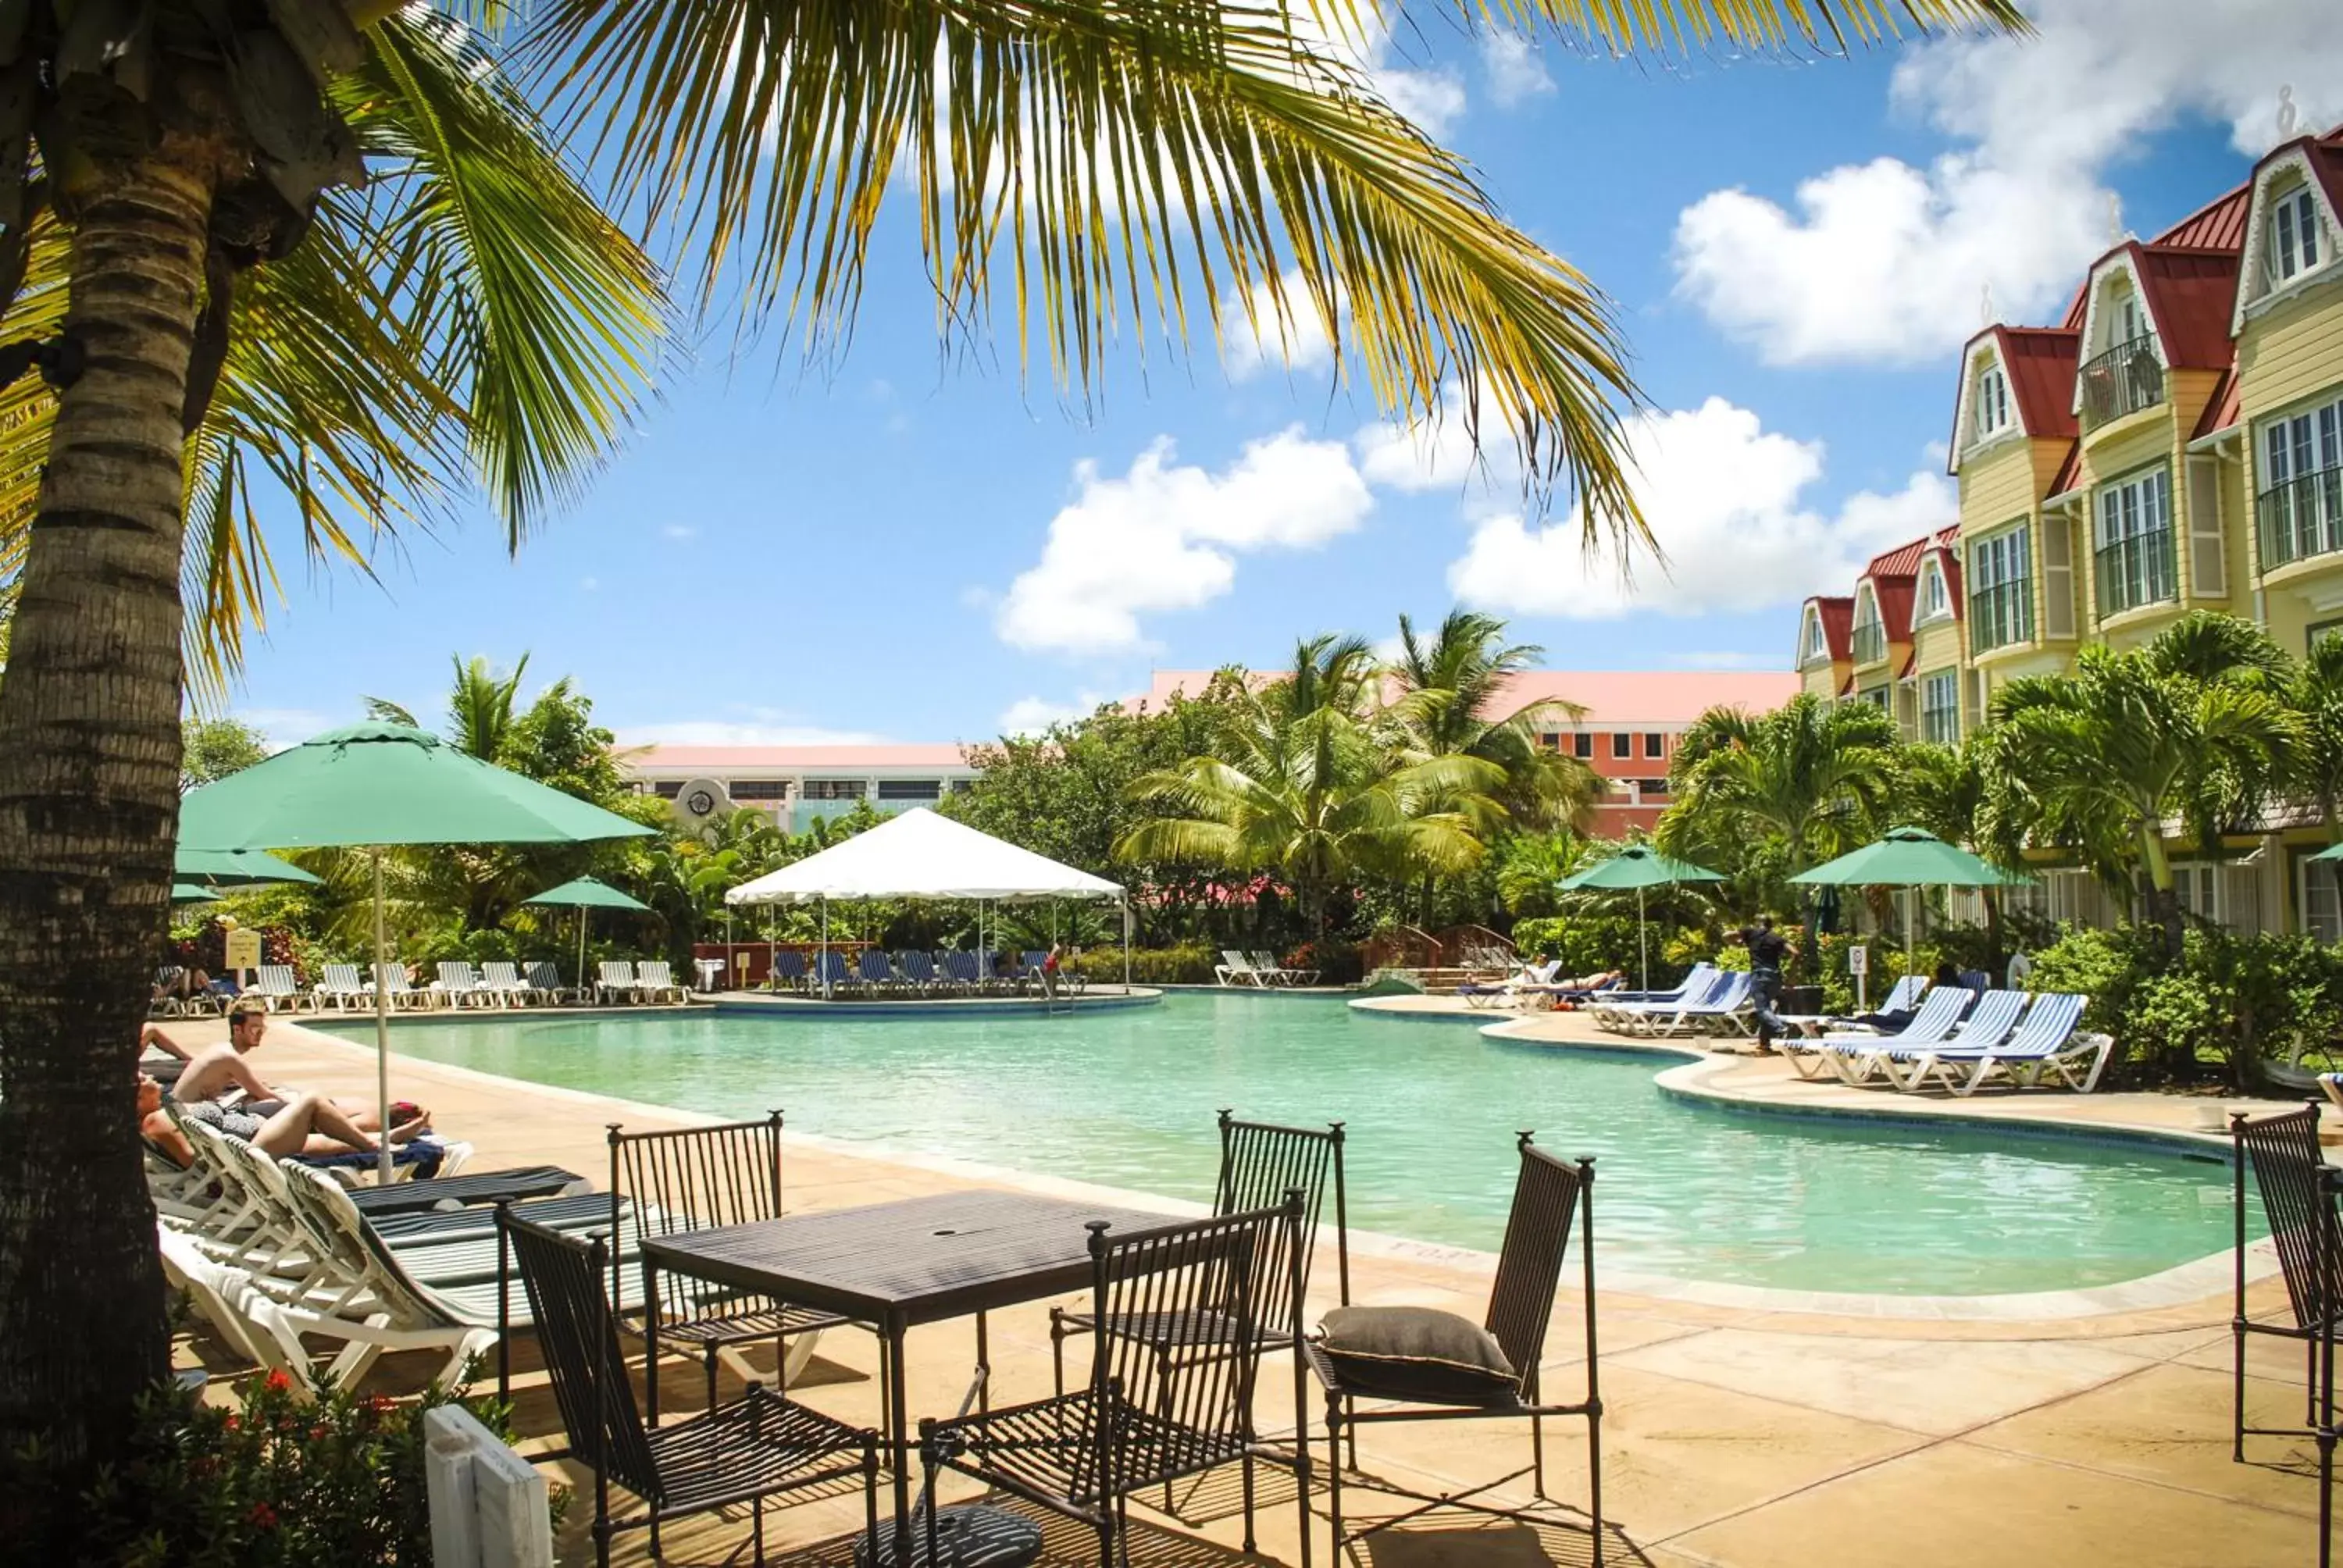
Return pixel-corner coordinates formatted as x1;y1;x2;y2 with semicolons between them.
1657;693;1902;928
0;0;2029;1472
1988;615;2295;959
2287;631;2343;844
1120;636;1505;942
1385;609;1599;831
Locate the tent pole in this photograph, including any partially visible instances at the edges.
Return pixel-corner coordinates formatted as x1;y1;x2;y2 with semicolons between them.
725;907;733;996
820;898;830;1000
372;850;393;1182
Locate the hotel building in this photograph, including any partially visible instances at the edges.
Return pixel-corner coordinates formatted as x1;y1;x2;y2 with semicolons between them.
1796;122;2343;937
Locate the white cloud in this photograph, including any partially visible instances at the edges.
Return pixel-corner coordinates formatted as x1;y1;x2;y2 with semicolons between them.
1221;268;1342;382
1479;31;1553;109
1353;382;1522;504
998;693;1116;736
1445;397;1954;618
614;720;888;747
1673;0;2343;365
1287;6;1466;135
661;523;698;541
1664;650;1784;671
996;428;1375;654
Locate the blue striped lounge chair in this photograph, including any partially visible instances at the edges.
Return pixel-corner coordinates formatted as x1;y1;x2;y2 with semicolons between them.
854;949;897;994
1844;989;2030;1089
1895;993;2105;1097
769;950;808;993
1593;967;1728;1034
811;950;854;996
1788;986;1974;1083
895;950;942;995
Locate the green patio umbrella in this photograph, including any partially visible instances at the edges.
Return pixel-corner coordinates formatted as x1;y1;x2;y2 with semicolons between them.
180;721;654;1174
1558;845;1725;995
1790;826;2031;992
170;882;223;903
522;875;653;995
173;846;323;888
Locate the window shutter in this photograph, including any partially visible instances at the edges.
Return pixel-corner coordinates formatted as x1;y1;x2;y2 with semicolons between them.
2039;517;2076;639
2186;454;2227;597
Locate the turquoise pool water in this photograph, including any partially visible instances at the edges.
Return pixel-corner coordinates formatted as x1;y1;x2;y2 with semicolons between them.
357;992;2250;1295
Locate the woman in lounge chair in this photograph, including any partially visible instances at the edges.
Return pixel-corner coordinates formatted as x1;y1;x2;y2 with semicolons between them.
138;1074;432;1168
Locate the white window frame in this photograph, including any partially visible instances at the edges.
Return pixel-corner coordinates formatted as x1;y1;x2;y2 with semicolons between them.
1849;586;1887;665
1799;608;1831;667
1973;365;2011;444
2273;182;2324;285
1968;524;2035;652
1914;558;1952;624
1918;670;1960;744
2299;849;2342;944
2095;465;2177;617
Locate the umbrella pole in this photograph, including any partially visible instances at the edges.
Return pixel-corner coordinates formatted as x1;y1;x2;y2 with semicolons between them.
820;897;830;1000
371;850;393;1182
577;906;587;999
1122;895;1131;996
1638;886;1649;996
1904;887;1914;980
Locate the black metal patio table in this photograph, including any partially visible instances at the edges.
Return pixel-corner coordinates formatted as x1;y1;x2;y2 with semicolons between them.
638;1188;1175;1564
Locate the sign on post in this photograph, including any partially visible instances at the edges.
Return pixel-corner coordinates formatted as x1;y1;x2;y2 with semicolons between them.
223;928;262;975
1846;943;1868;1011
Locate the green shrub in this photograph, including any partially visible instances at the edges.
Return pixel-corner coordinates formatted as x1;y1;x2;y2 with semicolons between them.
5;1370;548;1566
1066;944;1218;985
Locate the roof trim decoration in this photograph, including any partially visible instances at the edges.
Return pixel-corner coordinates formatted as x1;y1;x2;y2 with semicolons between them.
2232;136;2343;331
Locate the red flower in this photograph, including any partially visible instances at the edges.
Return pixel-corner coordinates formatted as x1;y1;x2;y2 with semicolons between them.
221;1414;239;1432
264;1369;291;1393
246;1501;279;1531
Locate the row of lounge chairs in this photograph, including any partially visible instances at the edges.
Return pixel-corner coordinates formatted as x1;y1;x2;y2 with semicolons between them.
770;947;1082;998
199;960;687;1014
1215;949;1321;986
1779;985;2109;1095
1588;964;1756;1037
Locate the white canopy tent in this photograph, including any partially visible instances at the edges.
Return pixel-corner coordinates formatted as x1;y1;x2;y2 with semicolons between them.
723;807;1129;997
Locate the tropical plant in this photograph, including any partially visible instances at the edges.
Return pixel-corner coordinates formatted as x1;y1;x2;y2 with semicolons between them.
1656;693;1902;925
1119;636;1505;941
1384;608;1599;832
1988;615;2295;958
2288;630;2343;844
180;715;270;789
0;0;2031;1472
1895;736;2024;968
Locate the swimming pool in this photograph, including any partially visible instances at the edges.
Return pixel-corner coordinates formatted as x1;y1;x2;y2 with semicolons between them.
353;991;2250;1296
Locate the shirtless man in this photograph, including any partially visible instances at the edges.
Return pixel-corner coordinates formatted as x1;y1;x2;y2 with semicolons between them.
138;1073;431;1168
144;1006;391;1127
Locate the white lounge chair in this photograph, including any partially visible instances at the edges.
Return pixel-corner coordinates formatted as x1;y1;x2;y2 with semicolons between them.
312;962;369;1012
432;960;491;1009
369;962;426;1010
249;964;308;1013
477;960;537;1007
1216;950;1266;987
597;960;643;1004
1781;986;1973;1083
1596;968;1737;1035
525;960;583;1005
635;960;684;1003
1898;992;2109;1096
1852;989;2031;1090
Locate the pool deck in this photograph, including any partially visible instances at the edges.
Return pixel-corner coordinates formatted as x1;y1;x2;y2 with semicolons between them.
170;1014;2339;1566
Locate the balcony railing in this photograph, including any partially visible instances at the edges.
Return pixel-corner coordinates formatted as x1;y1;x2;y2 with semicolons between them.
1967;580;2034;653
2078;335;2165;429
2257;466;2343;572
1849;621;1887;665
2095;526;2177;618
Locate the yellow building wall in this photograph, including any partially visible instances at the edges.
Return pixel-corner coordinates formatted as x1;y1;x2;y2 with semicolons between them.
2239;279;2343;654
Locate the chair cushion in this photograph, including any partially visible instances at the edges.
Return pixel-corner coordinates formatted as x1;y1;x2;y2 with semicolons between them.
1317;1304;1517;1404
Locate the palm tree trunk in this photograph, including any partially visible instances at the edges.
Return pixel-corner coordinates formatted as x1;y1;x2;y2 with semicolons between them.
2138;829;2184;961
0;154;218;1465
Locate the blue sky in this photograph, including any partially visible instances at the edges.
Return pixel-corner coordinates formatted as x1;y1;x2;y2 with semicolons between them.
226;2;2341;750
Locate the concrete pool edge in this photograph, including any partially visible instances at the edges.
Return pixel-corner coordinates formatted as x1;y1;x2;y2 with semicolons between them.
285;1014;2277;1325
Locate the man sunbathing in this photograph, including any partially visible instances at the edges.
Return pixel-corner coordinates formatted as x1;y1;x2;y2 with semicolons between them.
140;1073;432;1168
144;1006;377;1124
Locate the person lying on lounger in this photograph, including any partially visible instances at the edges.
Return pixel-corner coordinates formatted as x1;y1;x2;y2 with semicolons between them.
139;1074;432;1169
146;1007;373;1122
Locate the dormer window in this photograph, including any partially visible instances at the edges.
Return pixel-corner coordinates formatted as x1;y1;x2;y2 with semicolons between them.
1801;611;1830;666
2272;184;2323;283
2081;276;2163;430
1973;366;2011;443
1850;590;1886;666
1918;560;1949;621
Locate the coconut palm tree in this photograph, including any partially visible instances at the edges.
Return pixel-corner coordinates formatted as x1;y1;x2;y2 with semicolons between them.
0;0;2028;1474
1119;635;1504;942
1989;618;2295;959
1655;693;1902;925
1384;608;1599;832
2287;630;2343;844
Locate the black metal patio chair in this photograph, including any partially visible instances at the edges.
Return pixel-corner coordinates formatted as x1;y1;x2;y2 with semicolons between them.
608;1114;854;1417
921;1195;1311;1568
497;1208;879;1568
1049;1110;1348;1403
1307;1133;1603;1563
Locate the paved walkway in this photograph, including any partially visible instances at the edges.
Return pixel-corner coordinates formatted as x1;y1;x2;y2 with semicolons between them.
167;1015;2335;1566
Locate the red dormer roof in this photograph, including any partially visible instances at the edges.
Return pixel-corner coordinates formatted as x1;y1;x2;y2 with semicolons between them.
2046;442;2082;499
2314;140;2343;230
1805;595;1853;663
2001;328;2081;440
2157;183;2254;253
1928;545;1965;615
2130;244;2241;369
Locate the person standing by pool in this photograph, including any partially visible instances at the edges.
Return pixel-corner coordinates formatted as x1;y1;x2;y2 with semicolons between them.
1727;917;1795;1054
1040;942;1062;1001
